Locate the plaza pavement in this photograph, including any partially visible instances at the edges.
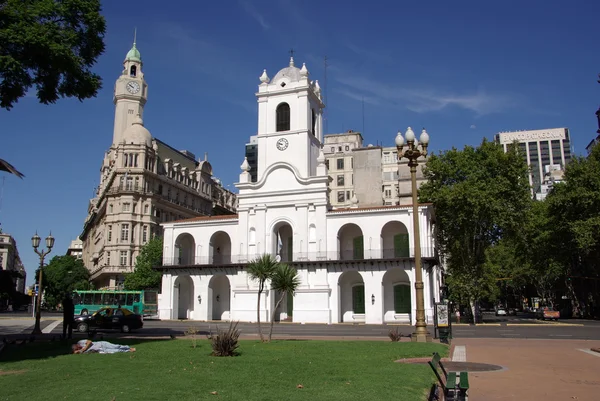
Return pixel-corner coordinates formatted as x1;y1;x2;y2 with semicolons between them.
453;338;600;401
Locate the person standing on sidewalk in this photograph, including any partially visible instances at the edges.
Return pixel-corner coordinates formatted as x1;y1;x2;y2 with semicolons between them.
62;294;75;339
455;309;461;324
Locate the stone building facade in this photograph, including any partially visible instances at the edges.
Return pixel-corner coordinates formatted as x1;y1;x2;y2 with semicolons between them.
80;41;236;289
323;131;427;208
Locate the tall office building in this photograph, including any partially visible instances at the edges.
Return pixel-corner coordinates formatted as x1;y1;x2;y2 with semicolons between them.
245;135;258;182
495;128;572;193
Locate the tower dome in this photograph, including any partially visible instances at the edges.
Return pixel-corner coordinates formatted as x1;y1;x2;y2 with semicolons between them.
122;116;152;146
271;57;302;84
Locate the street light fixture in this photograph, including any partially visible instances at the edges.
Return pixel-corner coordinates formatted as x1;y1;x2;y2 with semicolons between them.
31;231;54;335
395;127;432;343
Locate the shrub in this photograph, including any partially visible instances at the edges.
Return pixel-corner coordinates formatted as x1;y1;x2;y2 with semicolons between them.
208;321;240;356
388;327;402;342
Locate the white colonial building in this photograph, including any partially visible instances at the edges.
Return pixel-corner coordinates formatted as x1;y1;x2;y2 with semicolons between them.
158;57;441;325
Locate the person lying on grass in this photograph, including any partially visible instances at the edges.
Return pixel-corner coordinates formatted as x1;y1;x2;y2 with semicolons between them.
72;340;136;354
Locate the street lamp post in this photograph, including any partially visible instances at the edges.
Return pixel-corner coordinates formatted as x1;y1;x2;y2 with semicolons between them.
31;232;54;335
395;127;432;343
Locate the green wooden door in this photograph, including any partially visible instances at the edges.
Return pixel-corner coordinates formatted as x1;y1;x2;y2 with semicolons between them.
353;236;364;259
394;285;411;313
394;233;409;257
352;285;365;314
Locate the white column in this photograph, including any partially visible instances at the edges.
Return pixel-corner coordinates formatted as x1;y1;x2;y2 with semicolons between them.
364;270;384;324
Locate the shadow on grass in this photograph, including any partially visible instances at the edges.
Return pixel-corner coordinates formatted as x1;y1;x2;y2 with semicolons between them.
0;337;177;363
0;328;190;364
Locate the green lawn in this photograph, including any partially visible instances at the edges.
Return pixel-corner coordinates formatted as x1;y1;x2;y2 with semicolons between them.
0;339;447;401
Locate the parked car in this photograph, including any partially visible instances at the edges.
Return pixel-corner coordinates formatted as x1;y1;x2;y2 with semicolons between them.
495;308;508;316
74;307;143;333
536;307;560;321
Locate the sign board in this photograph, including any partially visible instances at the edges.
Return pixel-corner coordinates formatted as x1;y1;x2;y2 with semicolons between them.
436;303;449;328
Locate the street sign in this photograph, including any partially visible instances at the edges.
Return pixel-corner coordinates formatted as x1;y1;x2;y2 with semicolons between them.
34;284;39;295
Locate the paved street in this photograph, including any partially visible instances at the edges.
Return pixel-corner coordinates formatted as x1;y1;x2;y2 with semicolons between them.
2;311;599;340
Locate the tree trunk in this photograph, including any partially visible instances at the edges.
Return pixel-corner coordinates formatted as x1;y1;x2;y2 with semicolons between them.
268;291;286;342
469;299;477;326
257;283;264;342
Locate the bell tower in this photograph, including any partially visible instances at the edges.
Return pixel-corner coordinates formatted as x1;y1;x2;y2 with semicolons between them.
112;32;148;146
255;57;325;181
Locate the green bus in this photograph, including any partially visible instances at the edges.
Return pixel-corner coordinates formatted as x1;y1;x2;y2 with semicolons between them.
72;290;158;317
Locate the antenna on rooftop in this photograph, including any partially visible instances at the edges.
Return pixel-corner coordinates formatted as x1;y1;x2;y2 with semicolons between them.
362;96;365;135
324;55;329;134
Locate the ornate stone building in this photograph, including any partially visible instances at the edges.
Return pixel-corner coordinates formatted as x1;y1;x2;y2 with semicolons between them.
0;229;26;294
80;41;236;289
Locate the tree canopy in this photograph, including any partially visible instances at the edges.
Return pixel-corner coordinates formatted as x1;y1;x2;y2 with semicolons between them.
419;139;531;313
0;0;106;110
124;237;163;291
41;255;91;308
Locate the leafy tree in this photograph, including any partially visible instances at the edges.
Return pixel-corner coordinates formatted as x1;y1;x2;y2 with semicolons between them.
268;264;300;341
42;255;90;308
246;254;278;342
124;237;163;290
544;145;600;316
419;139;531;321
0;0;106;110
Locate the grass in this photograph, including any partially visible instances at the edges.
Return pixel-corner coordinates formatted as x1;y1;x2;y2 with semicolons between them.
0;339;448;401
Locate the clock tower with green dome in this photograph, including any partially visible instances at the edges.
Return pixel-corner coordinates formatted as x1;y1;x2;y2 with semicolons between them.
112;34;148;146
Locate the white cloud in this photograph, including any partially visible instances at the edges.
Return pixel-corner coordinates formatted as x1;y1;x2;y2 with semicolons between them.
239;0;270;30
334;74;516;115
470;124;477;129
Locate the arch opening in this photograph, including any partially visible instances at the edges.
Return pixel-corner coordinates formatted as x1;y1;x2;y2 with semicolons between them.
172;275;194;320
382;268;411;323
210;231;232;265
276;103;290;132
174;233;196;265
272;221;293;262
381;221;410;258
337;223;364;260
338;271;365;322
208;275;231;321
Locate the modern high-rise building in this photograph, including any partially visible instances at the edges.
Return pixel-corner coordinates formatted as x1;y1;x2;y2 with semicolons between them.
0;229;26;294
495;128;572;194
245;135;258;182
79;40;237;289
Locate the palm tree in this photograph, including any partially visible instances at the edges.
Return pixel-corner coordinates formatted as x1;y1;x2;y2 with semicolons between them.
268;264;300;341
246;254;278;342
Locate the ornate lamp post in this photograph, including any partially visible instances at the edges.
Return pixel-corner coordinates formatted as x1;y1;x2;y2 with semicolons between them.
31;232;54;335
395;127;431;343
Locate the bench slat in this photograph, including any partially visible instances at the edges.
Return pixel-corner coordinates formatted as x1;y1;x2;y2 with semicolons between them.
459;371;470;390
447;371;458;389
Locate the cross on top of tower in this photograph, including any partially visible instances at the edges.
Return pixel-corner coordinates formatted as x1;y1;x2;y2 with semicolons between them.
289;48;295;67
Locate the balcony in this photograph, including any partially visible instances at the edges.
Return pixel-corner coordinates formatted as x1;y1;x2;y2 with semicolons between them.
106;184;154;196
162;247;436;267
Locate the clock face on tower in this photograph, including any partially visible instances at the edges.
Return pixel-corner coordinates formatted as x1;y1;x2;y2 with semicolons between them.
126;81;140;94
276;138;289;151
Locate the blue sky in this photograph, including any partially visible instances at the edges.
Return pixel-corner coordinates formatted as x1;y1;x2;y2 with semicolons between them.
1;0;599;285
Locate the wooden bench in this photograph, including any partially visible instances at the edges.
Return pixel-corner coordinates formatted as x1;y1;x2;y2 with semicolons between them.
428;352;469;400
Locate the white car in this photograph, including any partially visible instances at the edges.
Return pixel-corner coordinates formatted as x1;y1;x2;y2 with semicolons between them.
495;308;507;316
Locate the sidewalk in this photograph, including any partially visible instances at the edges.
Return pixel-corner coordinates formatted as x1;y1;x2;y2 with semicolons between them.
453;338;600;401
